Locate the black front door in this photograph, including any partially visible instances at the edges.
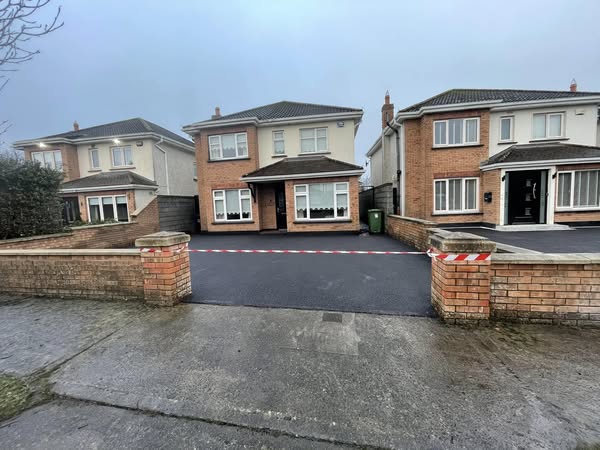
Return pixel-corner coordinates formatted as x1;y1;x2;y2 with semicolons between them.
275;184;287;229
507;170;547;225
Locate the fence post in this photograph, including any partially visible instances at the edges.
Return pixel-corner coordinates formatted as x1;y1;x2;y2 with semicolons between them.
135;231;191;306
429;231;496;324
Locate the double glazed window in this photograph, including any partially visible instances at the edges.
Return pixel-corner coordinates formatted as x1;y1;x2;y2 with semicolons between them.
294;182;349;220
273;131;285;154
89;148;100;169
111;146;133;167
209;133;248;160
87;195;128;222
213;189;252;221
557;170;600;209
533;113;563;139
433;118;479;147
434;178;478;213
31;150;62;170
499;116;514;142
300;128;328;153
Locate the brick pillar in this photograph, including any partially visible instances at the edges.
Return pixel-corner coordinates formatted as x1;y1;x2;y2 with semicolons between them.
135;232;191;306
430;231;496;324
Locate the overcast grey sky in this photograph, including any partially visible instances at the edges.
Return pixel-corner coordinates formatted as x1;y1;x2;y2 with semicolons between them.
1;0;599;164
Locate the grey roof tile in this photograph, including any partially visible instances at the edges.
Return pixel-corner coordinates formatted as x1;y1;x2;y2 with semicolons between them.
242;156;363;179
61;171;157;190
211;101;362;122
481;143;600;167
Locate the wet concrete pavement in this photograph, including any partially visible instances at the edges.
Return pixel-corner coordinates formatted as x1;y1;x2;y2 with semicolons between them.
1;297;600;448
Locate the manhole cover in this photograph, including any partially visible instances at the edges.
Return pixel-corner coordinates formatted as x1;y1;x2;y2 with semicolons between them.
322;312;343;323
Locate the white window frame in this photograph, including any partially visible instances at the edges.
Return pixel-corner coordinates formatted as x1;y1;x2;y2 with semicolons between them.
499;116;514;142
294;182;349;221
433;177;479;214
556;169;600;211
111;145;133;168
212;189;252;222
86;195;129;223
532;112;565;140
272;130;285;155
433;118;480;147
299;127;328;153
208;132;248;160
31;150;62;170
89;148;100;169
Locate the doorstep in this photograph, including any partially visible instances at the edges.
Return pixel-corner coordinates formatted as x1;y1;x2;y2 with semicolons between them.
494;224;573;232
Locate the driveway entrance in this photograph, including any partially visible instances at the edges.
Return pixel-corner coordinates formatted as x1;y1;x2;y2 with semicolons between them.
187;233;433;316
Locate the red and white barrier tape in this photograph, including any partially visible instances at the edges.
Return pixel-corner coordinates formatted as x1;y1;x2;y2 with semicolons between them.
139;245;490;260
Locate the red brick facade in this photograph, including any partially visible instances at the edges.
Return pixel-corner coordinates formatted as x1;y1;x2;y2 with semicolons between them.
24;143;80;182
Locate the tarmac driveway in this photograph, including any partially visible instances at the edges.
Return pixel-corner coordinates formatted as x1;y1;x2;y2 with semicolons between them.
187;233;433;316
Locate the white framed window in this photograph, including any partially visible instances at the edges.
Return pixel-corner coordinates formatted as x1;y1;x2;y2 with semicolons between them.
433;118;479;147
433;178;479;214
557;170;600;210
111;146;133;167
31;150;62;170
213;189;252;221
300;127;328;153
87;195;129;222
89;148;100;169
499;116;514;142
294;182;349;220
532;112;564;139
208;133;248;160
273;130;285;155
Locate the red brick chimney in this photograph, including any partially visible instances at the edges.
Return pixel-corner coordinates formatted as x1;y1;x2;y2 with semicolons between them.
570;79;577;92
73;120;80;131
211;106;221;120
381;91;394;129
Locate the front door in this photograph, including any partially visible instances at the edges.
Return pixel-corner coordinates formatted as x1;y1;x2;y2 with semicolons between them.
275;184;287;229
506;170;547;225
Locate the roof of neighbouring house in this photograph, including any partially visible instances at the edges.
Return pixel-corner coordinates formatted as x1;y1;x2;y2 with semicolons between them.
25;118;193;147
214;101;362;121
61;170;158;190
481;143;600;167
241;156;363;180
400;89;600;112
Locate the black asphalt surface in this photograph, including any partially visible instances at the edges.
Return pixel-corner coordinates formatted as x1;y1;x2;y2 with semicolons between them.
187;233;434;317
455;227;600;253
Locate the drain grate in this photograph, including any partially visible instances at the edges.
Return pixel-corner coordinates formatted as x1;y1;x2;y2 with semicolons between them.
322;312;343;323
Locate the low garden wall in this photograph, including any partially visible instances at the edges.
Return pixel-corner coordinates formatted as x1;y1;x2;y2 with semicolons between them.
386;215;438;251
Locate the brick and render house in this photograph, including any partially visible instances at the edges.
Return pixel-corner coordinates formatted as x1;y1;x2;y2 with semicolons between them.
183;101;364;233
14;118;196;224
367;84;600;229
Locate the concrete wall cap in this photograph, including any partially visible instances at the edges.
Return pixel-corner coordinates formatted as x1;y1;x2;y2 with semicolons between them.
0;249;140;256
430;231;496;253
387;215;437;226
135;231;191;247
492;253;600;264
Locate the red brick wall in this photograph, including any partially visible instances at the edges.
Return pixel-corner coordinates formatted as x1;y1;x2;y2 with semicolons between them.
193;125;260;232
0;251;144;301
0;198;159;249
284;176;360;232
490;259;600;326
481;169;501;225
24;143;80;182
385;215;437;251
404;110;490;224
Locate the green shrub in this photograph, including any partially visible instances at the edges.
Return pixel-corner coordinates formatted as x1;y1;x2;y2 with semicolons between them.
0;154;65;239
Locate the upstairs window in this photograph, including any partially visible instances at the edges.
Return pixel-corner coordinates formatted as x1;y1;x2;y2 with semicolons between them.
300;127;328;153
557;170;600;209
532;112;564;139
89;148;100;169
499;116;514;142
111;146;133;167
32;150;62;170
273;130;285;155
209;133;248;160
433;118;479;147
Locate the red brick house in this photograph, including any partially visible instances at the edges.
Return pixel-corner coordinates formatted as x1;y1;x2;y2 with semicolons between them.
367;85;600;228
183;101;364;233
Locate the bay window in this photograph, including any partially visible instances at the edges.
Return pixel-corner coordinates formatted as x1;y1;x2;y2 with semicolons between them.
87;195;129;222
433;118;479;147
557;170;600;209
111;146;133;167
31;150;62;170
213;189;252;221
300;128;328;153
434;178;478;213
532;112;564;139
209;133;248;160
294;182;349;220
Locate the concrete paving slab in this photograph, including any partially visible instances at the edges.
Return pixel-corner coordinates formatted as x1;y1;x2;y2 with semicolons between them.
51;303;600;449
0;296;148;377
0;400;341;449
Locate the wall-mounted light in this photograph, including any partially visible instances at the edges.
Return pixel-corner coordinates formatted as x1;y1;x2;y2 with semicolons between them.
38;142;46;148
484;192;493;203
113;139;120;144
336;121;345;127
136;141;143;147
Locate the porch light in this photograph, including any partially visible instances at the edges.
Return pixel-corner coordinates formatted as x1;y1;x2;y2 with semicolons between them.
38;142;46;148
113;139;120;144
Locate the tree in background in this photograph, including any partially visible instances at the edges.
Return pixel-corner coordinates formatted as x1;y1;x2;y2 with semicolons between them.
0;153;64;239
0;1;63;136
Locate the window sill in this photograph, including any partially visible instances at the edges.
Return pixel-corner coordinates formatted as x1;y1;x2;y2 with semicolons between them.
498;141;517;145
297;151;331;156
555;207;600;213
529;137;569;143
208;157;250;163
272;154;287;158
212;220;254;225
110;166;136;170
294;219;352;224
88;169;102;172
432;211;482;216
432;144;483;150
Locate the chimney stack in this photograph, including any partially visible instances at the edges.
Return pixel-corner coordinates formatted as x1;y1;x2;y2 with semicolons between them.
73;120;80;131
570;79;577;92
381;90;394;129
211;106;221;120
